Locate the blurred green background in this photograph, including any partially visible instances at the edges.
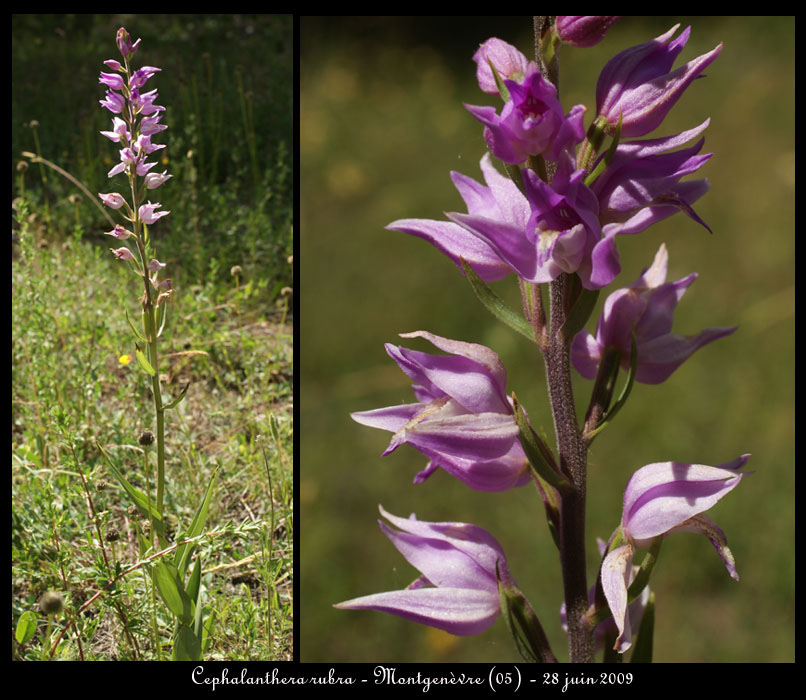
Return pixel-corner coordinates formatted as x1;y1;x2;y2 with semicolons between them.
300;17;794;662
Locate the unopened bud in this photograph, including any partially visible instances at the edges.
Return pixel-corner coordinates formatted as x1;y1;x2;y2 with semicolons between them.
138;430;155;447
39;591;64;616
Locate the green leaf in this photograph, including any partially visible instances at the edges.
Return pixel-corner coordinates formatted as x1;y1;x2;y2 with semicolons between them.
460;258;534;342
186;556;202;605
175;466;218;577
15;611;38;645
201;610;216;654
502;161;527;196
156;300;168;338
630;591;656;663
172;622;202;661
153;560;194;626
587;331;638;441
97;442;166;538
125;308;147;342
584;112;623;187
497;567;556;663
135;343;156;377
487;58;510;102
512;394;569;492
163;382;190;411
137;530;152;558
561;286;599;342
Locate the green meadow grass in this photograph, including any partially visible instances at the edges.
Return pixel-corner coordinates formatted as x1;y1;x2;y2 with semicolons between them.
12;14;293;660
300;16;794;663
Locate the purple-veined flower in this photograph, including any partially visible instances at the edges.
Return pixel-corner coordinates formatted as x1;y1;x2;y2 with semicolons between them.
144;170;172;189
100;117;131;144
133;87;165;116
595;24;722;138
107;147;139;178
601;455;749;652
147;258;166;272
334;506;512;636
99;192;127;209
135;160;157;177
350;331;530;492
572;243;737;384
586;121;714;281
135;133;166;156
105;224;133;239
591;119;713;231
129;65;161;89
556;16;620;48
465;66;583;164
99;89;126;114
139;201;170;225
110;246;136;261
140;114;167;136
387;153;525;284
99;71;125;91
448;150;618;289
472;37;533;96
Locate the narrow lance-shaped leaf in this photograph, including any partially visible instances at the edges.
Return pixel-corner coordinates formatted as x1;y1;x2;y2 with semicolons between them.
152;559;194;626
125;308;147;342
561;285;600;343
497;563;557;663
186;555;202;606
175;466;219;577
157;299;168;338
585;331;638;442
584;112;623;186
201;610;216;654
135;342;156;377
460;257;534;342
512;393;569;491
163;382;190;411
97;441;167;536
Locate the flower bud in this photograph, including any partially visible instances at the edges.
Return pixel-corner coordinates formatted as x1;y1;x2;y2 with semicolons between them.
110;247;136;261
138;430;155;446
556;16;619;47
116;27;141;57
98;192;126;209
39;591;64;616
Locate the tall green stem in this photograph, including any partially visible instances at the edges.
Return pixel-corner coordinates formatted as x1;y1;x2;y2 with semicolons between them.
123;50;167;522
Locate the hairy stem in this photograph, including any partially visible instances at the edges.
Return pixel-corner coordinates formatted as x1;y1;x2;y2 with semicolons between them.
532;15;594;663
545;275;594;662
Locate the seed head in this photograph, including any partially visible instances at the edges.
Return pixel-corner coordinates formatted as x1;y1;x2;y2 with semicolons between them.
39;591;64;616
